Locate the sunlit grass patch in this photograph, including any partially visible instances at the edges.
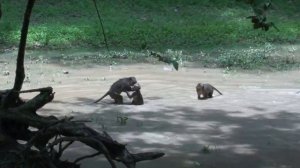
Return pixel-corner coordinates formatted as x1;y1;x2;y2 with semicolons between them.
215;43;300;70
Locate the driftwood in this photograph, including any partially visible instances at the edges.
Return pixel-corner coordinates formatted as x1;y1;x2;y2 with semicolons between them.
0;87;164;168
0;0;164;167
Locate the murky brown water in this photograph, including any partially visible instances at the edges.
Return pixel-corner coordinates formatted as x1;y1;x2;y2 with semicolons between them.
1;55;300;168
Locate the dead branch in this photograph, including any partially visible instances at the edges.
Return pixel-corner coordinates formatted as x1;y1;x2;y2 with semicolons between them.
13;87;54;112
74;151;101;163
57;140;74;158
47;136;117;168
0;88;164;167
17;87;55;93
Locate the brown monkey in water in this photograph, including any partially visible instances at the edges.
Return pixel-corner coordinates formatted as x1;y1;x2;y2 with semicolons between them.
126;83;144;105
94;77;137;104
196;83;222;99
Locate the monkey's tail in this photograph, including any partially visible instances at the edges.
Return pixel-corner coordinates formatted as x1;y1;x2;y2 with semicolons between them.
94;92;109;103
212;87;223;95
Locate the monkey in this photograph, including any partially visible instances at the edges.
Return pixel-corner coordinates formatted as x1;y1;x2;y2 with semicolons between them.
126;83;144;105
245;1;279;31
246;16;279;31
196;83;222;99
94;77;137;104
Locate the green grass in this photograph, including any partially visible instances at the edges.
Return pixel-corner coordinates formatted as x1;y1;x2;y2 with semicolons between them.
215;44;300;70
0;0;299;50
19;43;299;71
0;0;299;70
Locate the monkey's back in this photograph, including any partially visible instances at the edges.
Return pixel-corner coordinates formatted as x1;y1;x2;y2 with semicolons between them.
109;78;132;94
202;84;214;93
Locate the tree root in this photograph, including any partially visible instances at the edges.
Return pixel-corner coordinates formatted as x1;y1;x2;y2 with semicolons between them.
0;87;164;168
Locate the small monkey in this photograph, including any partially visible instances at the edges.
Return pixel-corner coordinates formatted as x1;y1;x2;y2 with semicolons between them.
126;83;144;105
196;83;222;99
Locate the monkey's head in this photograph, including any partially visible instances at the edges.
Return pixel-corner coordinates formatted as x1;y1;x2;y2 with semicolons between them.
196;83;203;91
131;83;141;91
128;77;137;85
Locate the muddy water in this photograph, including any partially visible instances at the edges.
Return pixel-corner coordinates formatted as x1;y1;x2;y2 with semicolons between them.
1;57;300;168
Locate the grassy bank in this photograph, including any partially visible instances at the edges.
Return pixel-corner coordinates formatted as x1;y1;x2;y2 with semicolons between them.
2;42;296;71
0;0;299;50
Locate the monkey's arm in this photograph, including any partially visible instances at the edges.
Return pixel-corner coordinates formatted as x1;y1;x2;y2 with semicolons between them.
121;83;135;92
126;91;133;98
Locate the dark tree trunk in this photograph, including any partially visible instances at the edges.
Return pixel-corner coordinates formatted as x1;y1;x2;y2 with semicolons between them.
0;2;2;20
13;0;35;92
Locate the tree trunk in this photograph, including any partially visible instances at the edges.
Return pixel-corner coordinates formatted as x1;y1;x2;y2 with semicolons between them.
13;0;35;92
0;2;2;20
